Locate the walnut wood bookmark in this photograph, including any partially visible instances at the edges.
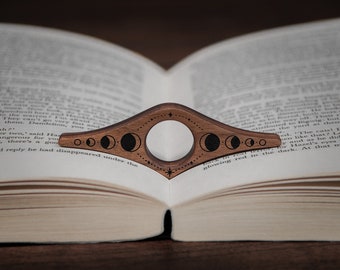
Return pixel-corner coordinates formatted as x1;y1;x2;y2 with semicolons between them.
58;103;281;179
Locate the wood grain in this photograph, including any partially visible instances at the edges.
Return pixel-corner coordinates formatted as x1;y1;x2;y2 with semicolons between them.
59;103;281;179
1;240;340;270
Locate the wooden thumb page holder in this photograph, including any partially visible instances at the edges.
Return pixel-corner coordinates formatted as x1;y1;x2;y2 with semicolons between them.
59;103;281;179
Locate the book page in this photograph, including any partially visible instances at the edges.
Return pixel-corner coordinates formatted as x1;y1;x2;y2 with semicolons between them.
0;24;169;203
168;19;340;206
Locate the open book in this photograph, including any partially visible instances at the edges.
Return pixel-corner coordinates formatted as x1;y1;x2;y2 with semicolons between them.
0;19;339;242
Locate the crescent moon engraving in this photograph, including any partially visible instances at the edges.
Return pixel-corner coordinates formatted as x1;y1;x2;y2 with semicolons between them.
86;138;96;147
245;138;255;147
225;135;241;150
100;135;116;149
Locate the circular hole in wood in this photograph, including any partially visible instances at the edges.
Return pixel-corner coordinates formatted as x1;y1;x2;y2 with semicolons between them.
146;120;194;162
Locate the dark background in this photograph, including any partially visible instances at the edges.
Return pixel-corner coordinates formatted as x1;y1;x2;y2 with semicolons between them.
2;0;340;269
2;0;340;68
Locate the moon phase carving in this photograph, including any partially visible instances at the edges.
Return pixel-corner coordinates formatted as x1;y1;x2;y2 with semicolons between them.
100;135;115;149
225;135;240;150
200;133;220;152
86;138;96;147
121;133;141;152
58;103;281;179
